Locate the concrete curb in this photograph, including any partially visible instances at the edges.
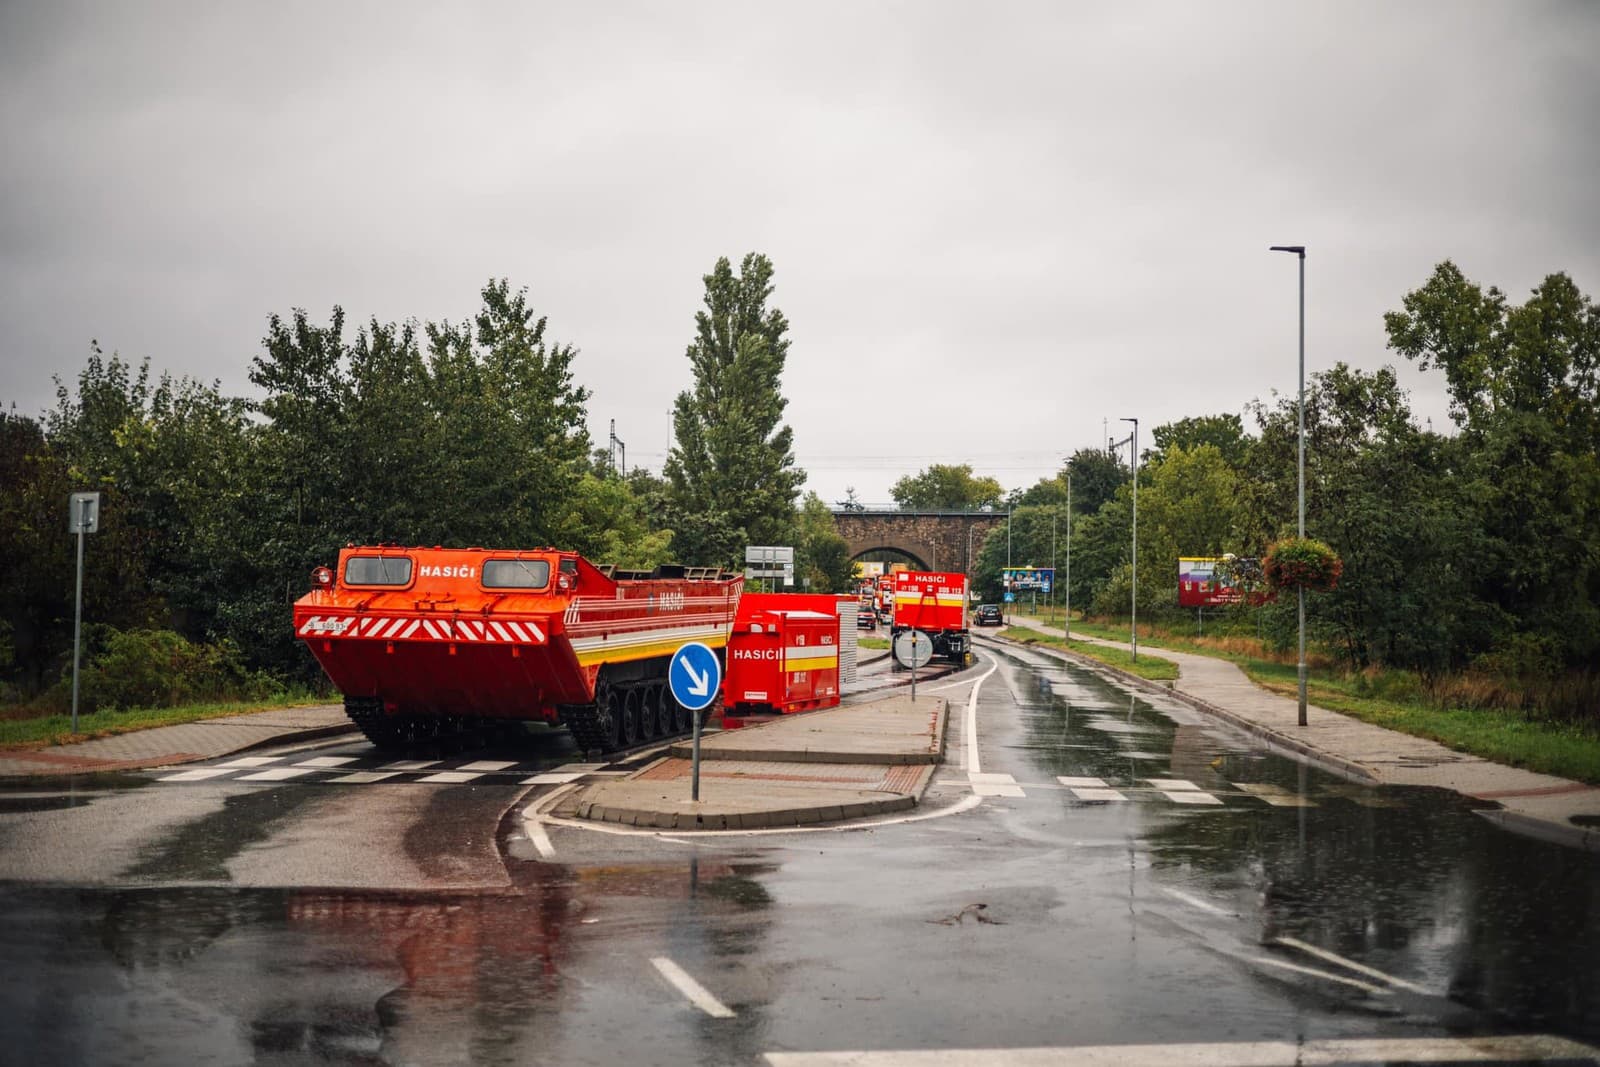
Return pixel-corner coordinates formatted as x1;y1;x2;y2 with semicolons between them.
569;792;915;830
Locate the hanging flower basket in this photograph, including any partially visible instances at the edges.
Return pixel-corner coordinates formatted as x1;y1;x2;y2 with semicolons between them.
1264;537;1342;593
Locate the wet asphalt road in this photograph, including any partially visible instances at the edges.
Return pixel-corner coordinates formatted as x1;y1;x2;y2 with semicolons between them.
0;644;1597;1066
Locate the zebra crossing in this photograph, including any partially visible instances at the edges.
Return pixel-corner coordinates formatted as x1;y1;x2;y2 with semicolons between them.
156;754;611;787
966;771;1318;809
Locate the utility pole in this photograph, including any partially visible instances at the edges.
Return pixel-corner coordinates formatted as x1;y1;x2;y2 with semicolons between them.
1065;473;1072;640
1271;244;1309;725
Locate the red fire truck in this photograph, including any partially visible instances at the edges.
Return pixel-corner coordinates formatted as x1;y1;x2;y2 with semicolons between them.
891;570;971;665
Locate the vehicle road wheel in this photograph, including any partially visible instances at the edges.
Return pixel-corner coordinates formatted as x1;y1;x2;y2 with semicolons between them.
620;688;640;746
670;692;691;734
592;680;622;751
635;687;656;741
655;685;674;736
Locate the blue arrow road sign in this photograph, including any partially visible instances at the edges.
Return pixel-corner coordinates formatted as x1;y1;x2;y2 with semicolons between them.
668;641;722;712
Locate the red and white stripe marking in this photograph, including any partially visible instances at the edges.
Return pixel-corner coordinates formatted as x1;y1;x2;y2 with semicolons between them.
296;614;546;644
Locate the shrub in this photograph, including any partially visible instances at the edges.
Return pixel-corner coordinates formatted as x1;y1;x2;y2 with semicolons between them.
75;629;281;712
1264;537;1343;593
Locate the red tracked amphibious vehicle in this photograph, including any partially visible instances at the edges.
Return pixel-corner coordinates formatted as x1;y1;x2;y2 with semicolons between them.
293;546;743;752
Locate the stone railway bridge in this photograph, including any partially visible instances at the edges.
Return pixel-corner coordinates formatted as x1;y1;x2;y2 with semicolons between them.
830;509;1008;576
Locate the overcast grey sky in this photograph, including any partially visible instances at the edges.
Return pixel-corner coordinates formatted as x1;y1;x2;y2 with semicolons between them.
3;1;1596;505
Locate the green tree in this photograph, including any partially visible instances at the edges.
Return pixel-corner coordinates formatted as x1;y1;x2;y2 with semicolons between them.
795;492;856;593
1149;413;1249;469
1385;263;1600;671
665;253;803;566
890;464;1003;510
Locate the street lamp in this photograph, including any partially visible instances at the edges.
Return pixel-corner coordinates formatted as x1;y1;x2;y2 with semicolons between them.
1065;473;1072;641
1270;244;1308;726
1121;418;1138;661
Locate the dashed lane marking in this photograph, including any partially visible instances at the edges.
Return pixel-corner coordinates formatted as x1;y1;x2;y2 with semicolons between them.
521;771;588;785
159;768;235;782
1164;790;1224;805
295;756;358;768
329;771;401;784
236;767;315;782
1070;787;1127;801
1160;887;1238;917
1057;775;1107;787
217;756;282;768
1145;777;1200;791
651;957;735;1018
417;770;481;784
458;760;517;772
379;759;439;771
969;771;1024;797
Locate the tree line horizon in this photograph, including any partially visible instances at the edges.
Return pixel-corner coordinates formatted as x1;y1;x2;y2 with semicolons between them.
1;255;1595;727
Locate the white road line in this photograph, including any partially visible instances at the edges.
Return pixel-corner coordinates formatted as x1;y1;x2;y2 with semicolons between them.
1057;775;1107;787
159;768;235;782
330;771;400;784
522;814;556;859
1070;787;1126;802
1273;936;1432;994
650;957;735;1018
1229;951;1388;994
1165;791;1223;805
1160;887;1237;917
380;760;438;771
294;756;358;768
236;767;314;782
1145;778;1199;790
760;1034;1600;1066
521;772;585;785
217;756;282;768
457;760;517;772
417;771;481;784
965;662;998;774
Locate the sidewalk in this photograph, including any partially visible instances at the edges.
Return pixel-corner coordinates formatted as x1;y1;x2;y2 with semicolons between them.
1000;617;1600;851
549;693;949;830
0;705;354;778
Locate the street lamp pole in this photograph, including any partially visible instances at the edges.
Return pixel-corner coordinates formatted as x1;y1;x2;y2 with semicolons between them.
1271;244;1308;726
1065;473;1072;641
1120;418;1138;662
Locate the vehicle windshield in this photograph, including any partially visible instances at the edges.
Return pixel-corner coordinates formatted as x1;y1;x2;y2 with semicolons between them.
343;556;413;585
482;559;551;589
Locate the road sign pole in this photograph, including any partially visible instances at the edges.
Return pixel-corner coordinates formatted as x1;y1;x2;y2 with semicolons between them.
692;703;703;800
910;631;918;701
71;514;85;735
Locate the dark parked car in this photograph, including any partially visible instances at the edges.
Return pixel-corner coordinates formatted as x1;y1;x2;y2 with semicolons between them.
856;608;878;631
973;604;1003;626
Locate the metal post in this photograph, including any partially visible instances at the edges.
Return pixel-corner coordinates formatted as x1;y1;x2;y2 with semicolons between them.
1297;251;1307;727
1272;245;1309;726
1050;513;1056;626
691;703;702;801
71;504;86;734
910;631;918;701
1065;475;1072;641
1122;418;1139;662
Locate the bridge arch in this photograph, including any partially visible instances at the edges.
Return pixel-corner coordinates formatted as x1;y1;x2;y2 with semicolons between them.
831;510;1008;578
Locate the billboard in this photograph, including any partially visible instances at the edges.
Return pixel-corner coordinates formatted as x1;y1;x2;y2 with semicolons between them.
1001;567;1054;593
1178;557;1244;608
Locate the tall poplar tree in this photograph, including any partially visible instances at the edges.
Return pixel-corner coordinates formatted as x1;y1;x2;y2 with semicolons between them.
665;253;803;566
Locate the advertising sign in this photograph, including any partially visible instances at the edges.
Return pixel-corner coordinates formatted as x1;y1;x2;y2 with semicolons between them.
1001;567;1053;593
1178;557;1243;608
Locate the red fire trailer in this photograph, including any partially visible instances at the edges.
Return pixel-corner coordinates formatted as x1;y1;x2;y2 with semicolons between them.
723;592;851;726
892;570;971;664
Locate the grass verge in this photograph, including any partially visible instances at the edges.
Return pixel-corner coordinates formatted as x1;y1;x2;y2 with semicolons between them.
1001;624;1180;682
1016;615;1600;785
0;693;326;749
858;636;891;650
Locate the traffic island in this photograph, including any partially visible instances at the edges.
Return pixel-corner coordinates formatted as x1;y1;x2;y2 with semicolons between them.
561;693;948;829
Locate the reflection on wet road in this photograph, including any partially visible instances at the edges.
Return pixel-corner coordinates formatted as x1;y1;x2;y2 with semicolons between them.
0;646;1594;1064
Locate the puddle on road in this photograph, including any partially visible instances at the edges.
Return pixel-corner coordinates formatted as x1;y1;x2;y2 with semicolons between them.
989;643;1600;1042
